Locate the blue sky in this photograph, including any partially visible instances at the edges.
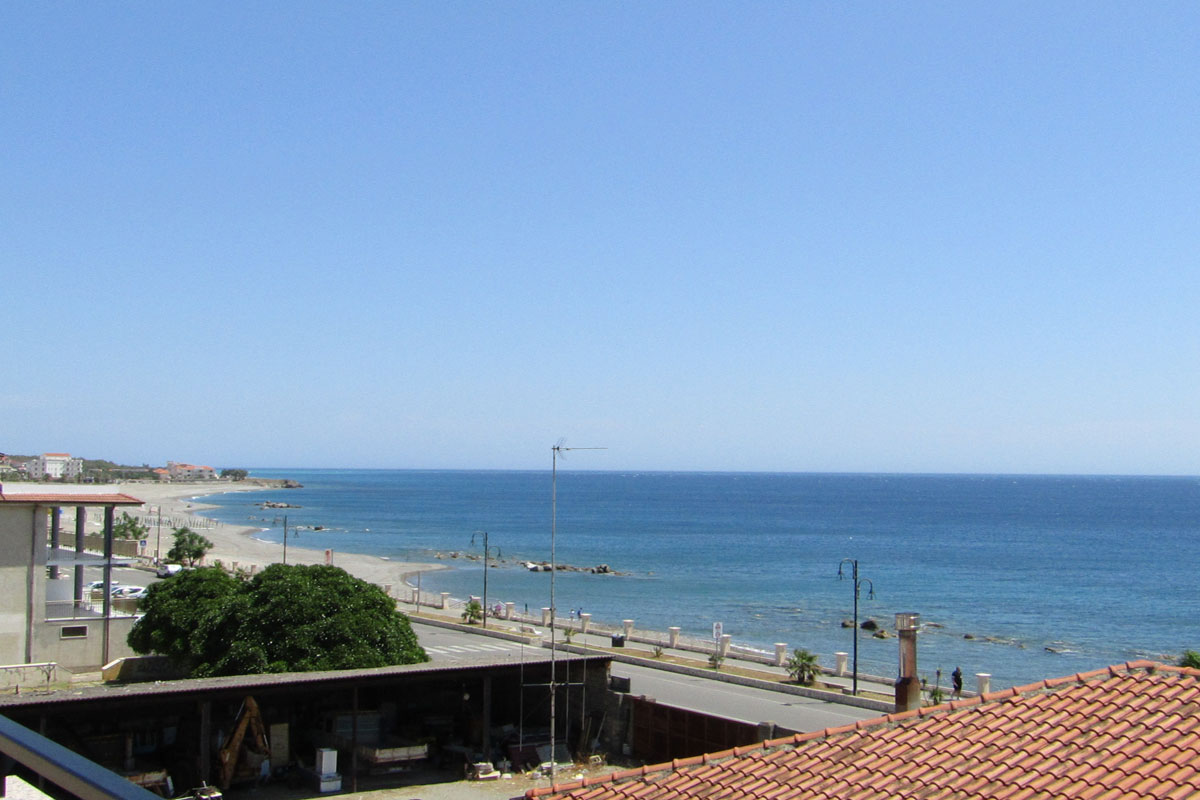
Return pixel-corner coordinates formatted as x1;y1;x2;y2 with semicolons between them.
3;3;1197;474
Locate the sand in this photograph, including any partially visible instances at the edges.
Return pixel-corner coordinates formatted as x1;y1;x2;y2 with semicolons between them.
113;480;444;589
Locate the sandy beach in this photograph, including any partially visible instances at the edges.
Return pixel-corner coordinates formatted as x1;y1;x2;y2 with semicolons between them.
112;480;445;590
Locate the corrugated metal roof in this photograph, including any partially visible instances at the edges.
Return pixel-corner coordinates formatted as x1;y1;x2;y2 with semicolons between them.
0;653;612;708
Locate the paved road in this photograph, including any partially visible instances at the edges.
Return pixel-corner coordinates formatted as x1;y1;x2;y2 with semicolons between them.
610;661;878;732
412;622;880;734
416;623;538;663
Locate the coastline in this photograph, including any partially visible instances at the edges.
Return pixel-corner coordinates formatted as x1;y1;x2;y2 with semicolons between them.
113;480;446;590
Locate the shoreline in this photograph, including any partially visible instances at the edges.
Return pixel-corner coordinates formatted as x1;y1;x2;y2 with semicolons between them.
111;480;447;591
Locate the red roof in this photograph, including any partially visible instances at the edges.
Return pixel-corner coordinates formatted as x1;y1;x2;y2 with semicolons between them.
0;492;142;506
531;661;1200;800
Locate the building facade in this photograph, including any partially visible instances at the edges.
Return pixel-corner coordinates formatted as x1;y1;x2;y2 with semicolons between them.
28;453;84;480
166;462;217;481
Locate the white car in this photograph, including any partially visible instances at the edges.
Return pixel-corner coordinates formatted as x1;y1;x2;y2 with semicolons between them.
111;585;146;599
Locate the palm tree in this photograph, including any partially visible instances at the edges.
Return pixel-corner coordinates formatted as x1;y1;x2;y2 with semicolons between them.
461;599;483;625
786;648;820;685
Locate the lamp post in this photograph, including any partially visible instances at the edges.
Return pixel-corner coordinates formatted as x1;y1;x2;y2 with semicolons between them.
837;558;874;695
471;531;501;628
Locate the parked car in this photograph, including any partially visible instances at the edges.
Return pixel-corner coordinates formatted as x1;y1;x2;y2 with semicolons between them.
111;585;146;598
156;563;183;578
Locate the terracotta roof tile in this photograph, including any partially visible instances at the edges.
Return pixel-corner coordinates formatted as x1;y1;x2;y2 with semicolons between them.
530;663;1200;800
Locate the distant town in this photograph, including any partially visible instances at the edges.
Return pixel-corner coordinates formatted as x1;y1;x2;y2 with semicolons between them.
0;452;243;483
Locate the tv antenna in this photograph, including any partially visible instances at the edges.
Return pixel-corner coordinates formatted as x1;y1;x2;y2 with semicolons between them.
548;439;605;785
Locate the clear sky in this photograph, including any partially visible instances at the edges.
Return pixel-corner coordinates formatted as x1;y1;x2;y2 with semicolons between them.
3;3;1197;474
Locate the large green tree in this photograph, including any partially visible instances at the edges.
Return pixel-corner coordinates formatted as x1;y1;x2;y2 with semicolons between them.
128;564;428;677
127;568;242;672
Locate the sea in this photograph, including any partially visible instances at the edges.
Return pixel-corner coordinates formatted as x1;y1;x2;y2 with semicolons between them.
197;469;1200;691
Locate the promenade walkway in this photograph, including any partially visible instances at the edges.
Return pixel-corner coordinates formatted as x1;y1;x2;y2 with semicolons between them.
395;591;914;712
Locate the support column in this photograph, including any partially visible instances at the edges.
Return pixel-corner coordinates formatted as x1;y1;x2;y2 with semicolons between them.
440;592;450;609
350;686;359;792
73;507;86;606
505;601;515;620
668;627;681;648
198;700;211;784
102;506;114;666
622;620;634;637
482;674;493;761
774;643;788;667
718;634;731;657
542;607;551;626
579;613;591;633
49;507;61;580
835;652;849;676
976;673;991;695
27;507;44;663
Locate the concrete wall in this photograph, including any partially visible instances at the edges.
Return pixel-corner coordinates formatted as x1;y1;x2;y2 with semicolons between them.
0;506;43;666
32;617;139;670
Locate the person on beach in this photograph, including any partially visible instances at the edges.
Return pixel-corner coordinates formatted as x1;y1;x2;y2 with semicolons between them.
952;666;963;697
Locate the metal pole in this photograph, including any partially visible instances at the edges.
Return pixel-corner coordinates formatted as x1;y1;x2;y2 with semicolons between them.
550;447;558;783
155;506;162;567
282;514;288;565
852;560;859;695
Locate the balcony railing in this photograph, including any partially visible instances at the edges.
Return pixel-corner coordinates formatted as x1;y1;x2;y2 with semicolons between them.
0;713;160;800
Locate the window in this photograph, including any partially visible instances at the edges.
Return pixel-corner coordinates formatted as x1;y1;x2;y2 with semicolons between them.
59;626;88;639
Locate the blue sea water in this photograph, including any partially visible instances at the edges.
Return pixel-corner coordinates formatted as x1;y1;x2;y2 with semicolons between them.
198;470;1200;690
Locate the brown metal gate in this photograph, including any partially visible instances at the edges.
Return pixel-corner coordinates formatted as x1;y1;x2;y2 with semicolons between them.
629;696;763;764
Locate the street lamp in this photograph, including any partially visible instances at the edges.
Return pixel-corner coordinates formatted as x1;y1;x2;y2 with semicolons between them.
837;558;874;695
471;530;501;628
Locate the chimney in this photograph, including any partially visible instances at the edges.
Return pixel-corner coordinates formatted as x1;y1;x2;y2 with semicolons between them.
894;612;921;712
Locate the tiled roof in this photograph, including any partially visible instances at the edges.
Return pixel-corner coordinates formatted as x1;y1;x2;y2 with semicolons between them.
0;492;142;506
531;661;1200;800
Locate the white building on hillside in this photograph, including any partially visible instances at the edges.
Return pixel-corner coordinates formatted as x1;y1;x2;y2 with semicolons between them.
29;453;84;480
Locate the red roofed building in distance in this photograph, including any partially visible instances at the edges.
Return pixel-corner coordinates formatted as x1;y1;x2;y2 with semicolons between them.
166;461;217;481
530;661;1200;800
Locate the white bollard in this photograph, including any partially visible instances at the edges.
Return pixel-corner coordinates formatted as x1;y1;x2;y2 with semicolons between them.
542;607;552;626
719;634;732;657
976;673;992;695
669;627;681;648
505;601;515;620
580;612;591;633
835;652;849;676
412;587;420;606
775;643;788;667
440;592;450;610
623;619;635;637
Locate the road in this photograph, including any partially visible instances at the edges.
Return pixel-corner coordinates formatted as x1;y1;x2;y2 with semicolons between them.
412;621;880;734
